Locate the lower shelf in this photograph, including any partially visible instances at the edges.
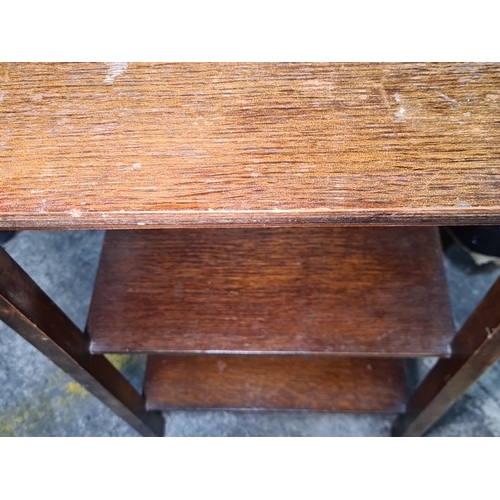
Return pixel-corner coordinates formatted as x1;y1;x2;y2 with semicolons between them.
144;355;408;413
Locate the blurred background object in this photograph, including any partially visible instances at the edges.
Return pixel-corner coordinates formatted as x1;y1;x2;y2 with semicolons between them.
441;226;500;268
0;232;17;246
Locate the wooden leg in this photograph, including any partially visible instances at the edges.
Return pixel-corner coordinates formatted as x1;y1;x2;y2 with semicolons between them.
393;276;500;437
0;246;164;437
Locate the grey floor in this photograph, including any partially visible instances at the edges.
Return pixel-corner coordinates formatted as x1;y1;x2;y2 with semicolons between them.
0;230;499;437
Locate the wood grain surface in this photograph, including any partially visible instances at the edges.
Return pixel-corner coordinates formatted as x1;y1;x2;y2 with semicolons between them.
144;355;408;412
1;63;500;229
87;227;455;356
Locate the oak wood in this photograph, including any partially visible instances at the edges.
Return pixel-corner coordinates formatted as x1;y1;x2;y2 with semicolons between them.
87;227;455;356
145;355;408;412
393;276;500;437
1;63;500;229
0;246;164;437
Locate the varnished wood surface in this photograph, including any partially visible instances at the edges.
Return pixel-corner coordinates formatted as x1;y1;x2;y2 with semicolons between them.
1;63;500;229
393;276;500;437
87;227;455;356
145;355;408;412
0;246;164;437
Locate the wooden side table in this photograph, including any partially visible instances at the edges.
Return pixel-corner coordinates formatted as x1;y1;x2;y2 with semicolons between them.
1;63;499;436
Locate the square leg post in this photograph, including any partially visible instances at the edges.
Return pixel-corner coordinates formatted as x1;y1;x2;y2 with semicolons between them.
393;276;500;437
0;246;164;437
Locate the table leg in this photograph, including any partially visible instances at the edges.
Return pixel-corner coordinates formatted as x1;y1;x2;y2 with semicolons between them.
0;246;164;437
393;276;500;437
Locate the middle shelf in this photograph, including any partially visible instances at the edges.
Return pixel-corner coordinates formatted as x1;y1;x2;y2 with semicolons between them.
87;227;455;357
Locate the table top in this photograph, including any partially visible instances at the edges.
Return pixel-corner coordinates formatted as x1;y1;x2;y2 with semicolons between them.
1;63;499;229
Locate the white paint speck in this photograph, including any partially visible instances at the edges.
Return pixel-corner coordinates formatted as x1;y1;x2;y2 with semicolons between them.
119;162;142;173
137;222;146;226
104;62;128;85
394;107;406;120
394;93;402;103
463;112;471;118
69;209;82;217
438;93;458;105
456;201;471;208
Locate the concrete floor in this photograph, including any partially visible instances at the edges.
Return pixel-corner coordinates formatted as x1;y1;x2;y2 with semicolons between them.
0;230;499;437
